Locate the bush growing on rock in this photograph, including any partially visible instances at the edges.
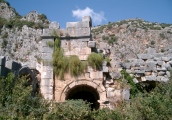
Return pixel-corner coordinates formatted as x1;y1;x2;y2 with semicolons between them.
87;52;103;70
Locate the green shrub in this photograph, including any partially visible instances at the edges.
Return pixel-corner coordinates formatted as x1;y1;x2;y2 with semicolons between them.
46;41;54;48
150;40;155;45
159;33;165;39
2;32;8;38
38;14;47;22
0;17;7;29
121;70;141;97
87;52;103;70
1;38;7;48
44;100;92;120
102;35;109;40
108;36;118;45
104;57;111;66
69;55;87;77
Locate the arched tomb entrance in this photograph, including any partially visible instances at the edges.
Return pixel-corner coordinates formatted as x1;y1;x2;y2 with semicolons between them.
66;85;100;109
59;80;106;109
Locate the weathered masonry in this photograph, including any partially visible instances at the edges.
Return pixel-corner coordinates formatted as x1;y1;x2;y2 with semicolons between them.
41;16;109;109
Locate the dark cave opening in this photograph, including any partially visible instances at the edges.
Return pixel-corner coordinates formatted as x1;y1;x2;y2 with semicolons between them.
66;85;100;110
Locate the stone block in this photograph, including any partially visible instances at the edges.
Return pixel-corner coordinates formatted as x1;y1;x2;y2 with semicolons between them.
42;94;53;100
157;61;164;66
157;67;167;71
145;62;156;72
137;54;153;60
41;78;53;86
162;57;171;62
161;77;169;82
154;57;162;61
5;60;21;71
132;59;145;66
122;89;130;100
135;70;145;74
42;29;52;36
102;66;108;72
122;63;131;69
110;71;122;79
156;76;161;81
153;53;164;58
145;76;157;81
107;88;115;97
66;22;77;28
147;47;156;54
79;47;91;55
82;16;92;23
158;71;166;76
87;66;94;72
76;21;90;28
67;27;90;37
49;22;59;29
42;46;54;53
81;41;88;47
145;72;152;76
88;41;96;48
41;53;52;60
166;71;171;78
79;55;88;60
90;71;103;79
0;56;6;66
41;86;53;94
41;70;53;79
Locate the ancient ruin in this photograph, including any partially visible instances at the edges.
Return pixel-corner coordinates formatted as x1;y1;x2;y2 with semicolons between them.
1;16;172;109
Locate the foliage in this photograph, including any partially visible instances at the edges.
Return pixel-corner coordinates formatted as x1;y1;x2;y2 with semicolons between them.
53;37;68;79
159;33;166;39
69;55;87;77
44;100;92;120
87;52;103;70
91;108;122;120
1;72;172;119
1;38;7;48
0;0;10;5
104;57;111;66
38;14;47;22
46;41;54;48
2;32;8;38
0;17;7;29
120;79;172;120
108;35;118;45
150;40;155;45
121;70;141;97
102;35;109;40
0;73;49;119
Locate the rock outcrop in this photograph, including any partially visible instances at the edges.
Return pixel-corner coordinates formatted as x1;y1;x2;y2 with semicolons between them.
0;2;17;19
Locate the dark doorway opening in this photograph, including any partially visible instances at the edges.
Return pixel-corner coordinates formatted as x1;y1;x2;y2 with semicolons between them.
66;85;100;110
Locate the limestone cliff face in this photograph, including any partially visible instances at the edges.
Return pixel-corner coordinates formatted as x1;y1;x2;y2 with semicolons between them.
0;2;52;67
0;2;17;19
92;19;172;63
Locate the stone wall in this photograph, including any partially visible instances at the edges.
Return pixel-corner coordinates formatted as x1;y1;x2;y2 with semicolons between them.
122;48;172;83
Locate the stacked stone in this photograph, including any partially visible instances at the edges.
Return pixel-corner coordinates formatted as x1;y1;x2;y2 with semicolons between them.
122;49;172;82
61;16;96;61
40;35;54;100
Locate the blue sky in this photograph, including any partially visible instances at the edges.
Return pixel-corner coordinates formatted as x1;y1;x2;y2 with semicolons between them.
7;0;172;28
